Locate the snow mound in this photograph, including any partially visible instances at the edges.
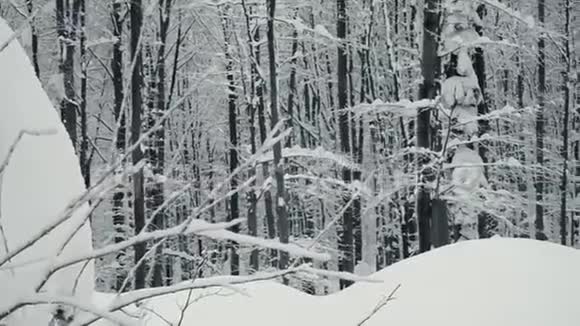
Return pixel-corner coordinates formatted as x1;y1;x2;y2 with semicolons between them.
332;238;580;326
0;18;93;324
94;238;580;326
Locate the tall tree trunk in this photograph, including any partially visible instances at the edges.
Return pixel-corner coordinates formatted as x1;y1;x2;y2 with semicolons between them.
57;0;78;149
130;0;146;290
144;42;161;286
248;104;259;272
285;26;298;148
146;0;172;288
26;0;40;77
241;0;259;272
78;0;89;189
337;0;354;288
560;0;572;245
417;0;440;253
267;0;289;272
535;0;547;240
111;0;127;291
255;25;277;253
474;4;495;239
223;11;240;275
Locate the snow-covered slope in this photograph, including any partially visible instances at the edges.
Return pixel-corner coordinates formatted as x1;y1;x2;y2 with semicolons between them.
94;238;580;326
0;18;94;324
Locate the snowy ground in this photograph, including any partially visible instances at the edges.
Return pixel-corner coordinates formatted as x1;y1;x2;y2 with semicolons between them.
93;238;580;326
2;14;579;326
0;18;93;324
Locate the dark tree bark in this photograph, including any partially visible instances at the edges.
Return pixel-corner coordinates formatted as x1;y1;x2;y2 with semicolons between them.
241;0;259;272
560;0;572;245
130;0;147;290
267;0;289;272
473;4;496;239
254;25;277;252
110;0;127;291
26;0;40;77
417;0;441;253
57;0;78;149
285;27;298;148
78;0;89;189
146;0;172;288
337;0;354;289
223;11;240;275
144;42;162;286
535;0;547;240
111;1;126;150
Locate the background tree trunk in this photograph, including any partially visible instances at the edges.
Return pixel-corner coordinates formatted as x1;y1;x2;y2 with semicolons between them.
535;0;547;240
110;0;127;291
417;0;440;253
474;4;495;239
560;0;572;245
337;0;354;289
223;10;240;276
267;0;289;273
26;0;39;77
130;0;146;290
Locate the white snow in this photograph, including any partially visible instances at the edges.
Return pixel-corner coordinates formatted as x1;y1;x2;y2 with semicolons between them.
450;145;488;194
91;238;580;326
0;18;94;324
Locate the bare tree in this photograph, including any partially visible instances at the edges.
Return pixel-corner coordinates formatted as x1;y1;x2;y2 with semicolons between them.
473;4;495;239
337;0;354;288
110;0;127;291
222;7;240;275
560;0;573;245
130;0;146;289
26;0;39;77
56;0;79;148
417;0;441;252
267;0;289;272
535;0;547;240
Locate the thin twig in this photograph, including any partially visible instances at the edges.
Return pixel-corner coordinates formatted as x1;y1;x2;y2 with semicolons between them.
357;284;402;326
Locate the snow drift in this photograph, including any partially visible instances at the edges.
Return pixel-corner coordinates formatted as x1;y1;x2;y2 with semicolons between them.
94;238;580;326
0;18;94;324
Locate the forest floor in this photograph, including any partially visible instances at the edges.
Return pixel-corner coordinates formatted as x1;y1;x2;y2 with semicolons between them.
93;238;580;326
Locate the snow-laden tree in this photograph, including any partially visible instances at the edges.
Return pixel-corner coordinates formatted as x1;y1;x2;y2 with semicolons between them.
0;17;340;324
0;17;94;325
436;0;491;241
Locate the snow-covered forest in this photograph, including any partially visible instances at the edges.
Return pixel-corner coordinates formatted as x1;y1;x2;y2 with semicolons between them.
0;0;579;324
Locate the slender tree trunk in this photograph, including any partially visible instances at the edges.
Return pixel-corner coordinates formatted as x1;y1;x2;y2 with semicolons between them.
417;0;440;253
337;0;354;289
223;11;240;275
248;106;259;271
255;26;277;253
267;0;289;273
58;0;78;149
560;0;572;245
146;0;172;288
143;42;161;286
130;0;146;290
78;0;89;189
26;0;40;77
110;0;127;291
241;0;259;272
474;4;495;239
535;0;547;240
285;27;298;148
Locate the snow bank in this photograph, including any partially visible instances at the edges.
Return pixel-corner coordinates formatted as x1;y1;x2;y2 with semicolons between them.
93;238;580;326
0;18;94;324
331;238;580;326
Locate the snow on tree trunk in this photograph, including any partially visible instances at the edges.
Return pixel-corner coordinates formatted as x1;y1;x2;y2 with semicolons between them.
0;18;93;324
439;0;491;241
